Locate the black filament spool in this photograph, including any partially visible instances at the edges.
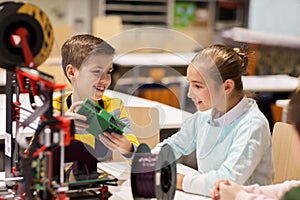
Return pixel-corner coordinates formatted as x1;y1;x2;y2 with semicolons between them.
131;143;176;200
0;1;54;69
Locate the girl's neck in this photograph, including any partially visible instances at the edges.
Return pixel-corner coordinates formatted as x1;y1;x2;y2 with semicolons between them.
217;93;244;115
227;94;244;112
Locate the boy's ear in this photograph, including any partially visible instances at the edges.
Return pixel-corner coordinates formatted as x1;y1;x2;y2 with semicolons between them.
224;79;235;94
66;64;76;81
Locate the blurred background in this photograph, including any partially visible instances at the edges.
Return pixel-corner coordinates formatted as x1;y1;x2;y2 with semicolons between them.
4;0;300;126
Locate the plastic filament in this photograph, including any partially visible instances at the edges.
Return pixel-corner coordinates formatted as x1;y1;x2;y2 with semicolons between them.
131;143;176;200
0;1;54;68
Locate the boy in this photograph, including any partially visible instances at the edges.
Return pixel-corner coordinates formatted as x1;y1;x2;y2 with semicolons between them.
153;45;273;196
52;34;139;174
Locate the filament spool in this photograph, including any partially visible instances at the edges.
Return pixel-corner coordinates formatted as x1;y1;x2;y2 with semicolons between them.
131;143;176;200
0;1;54;68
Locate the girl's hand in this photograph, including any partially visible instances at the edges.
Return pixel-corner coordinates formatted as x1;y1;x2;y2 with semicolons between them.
211;179;229;200
219;180;242;200
99;132;133;155
177;174;185;191
65;101;89;130
211;179;242;200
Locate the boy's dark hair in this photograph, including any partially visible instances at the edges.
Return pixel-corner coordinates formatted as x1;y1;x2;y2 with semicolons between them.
61;34;115;82
288;90;300;135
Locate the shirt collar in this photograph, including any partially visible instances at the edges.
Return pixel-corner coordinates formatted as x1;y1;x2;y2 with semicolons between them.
210;96;252;126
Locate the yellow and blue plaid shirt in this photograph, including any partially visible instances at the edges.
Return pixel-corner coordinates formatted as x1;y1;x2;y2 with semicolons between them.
53;92;139;161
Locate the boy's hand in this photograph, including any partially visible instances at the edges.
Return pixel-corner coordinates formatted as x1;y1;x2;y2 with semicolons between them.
65;101;89;130
99;132;133;155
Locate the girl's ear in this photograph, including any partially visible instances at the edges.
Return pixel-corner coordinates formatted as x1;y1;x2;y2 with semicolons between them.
224;79;235;94
66;64;76;82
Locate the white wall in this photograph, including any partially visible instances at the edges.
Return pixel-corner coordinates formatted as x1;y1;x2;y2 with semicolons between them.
25;0;95;34
65;0;92;34
23;0;67;24
249;0;300;36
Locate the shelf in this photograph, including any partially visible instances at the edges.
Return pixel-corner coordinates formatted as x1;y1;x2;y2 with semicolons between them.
105;0;169;26
101;0;249;29
106;4;168;12
107;0;167;2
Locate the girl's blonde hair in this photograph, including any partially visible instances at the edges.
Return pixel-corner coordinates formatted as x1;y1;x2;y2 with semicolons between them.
192;44;248;95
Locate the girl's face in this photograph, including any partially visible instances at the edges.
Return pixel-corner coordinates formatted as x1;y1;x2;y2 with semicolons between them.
186;65;213;111
73;54;113;101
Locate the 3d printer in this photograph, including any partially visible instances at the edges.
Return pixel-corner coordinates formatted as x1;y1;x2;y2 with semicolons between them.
0;1;118;199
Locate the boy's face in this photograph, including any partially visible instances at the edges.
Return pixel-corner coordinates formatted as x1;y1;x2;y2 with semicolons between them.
73;53;114;101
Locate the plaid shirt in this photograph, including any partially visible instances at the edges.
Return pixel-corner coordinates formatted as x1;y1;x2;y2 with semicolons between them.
53;92;139;160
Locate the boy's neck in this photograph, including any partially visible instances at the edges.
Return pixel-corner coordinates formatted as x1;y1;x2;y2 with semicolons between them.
72;91;82;102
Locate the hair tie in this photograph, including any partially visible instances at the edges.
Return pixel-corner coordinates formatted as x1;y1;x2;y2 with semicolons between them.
233;47;248;70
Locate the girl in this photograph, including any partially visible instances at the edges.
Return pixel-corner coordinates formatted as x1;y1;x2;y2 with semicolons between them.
154;44;274;196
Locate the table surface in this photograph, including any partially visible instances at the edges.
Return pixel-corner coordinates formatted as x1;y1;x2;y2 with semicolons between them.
241;74;299;92
178;74;298;93
0;162;209;200
30;53;196;67
97;162;210;200
113;52;197;67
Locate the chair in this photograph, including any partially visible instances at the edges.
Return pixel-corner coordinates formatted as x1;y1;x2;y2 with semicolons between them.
272;122;300;183
113;106;160;161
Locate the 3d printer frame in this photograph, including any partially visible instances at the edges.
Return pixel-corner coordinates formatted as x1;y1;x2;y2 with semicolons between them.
0;1;117;199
